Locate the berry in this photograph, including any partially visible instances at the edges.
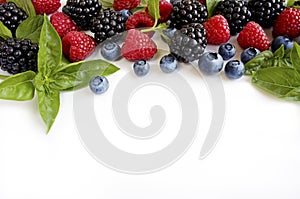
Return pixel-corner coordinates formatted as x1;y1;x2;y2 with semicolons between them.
119;9;132;20
203;15;230;45
91;9;126;44
126;12;155;30
101;41;121;61
89;76;109;94
249;0;285;28
0;38;39;74
121;29;157;62
169;23;207;63
197;0;205;4
50;12;79;38
0;2;28;37
31;0;61;15
225;60;245;79
133;60;150;77
160;54;178;73
0;0;6;3
198;52;224;75
62;0;102;31
62;31;96;62
146;0;173;23
218;43;236;61
237;21;271;51
214;0;251;35
272;8;300;39
240;47;260;64
169;0;208;30
113;0;141;11
271;36;293;52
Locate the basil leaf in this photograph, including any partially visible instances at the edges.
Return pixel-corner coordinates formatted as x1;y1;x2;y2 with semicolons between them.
0;21;12;39
207;0;222;18
287;0;295;7
100;0;114;9
16;15;44;44
0;71;36;101
291;42;300;74
51;59;119;91
273;45;285;58
252;67;300;101
148;0;160;26
245;50;274;75
37;89;60;133
0;75;9;80
7;0;36;17
38;15;62;76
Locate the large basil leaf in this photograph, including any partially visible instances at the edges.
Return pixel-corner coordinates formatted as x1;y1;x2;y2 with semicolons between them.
207;0;222;17
16;15;44;44
148;0;160;24
291;42;300;74
0;75;9;80
0;71;36;101
7;0;36;17
0;21;12;39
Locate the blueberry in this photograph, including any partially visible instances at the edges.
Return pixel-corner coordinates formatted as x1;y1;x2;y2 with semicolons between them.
198;52;224;75
133;60;150;76
101;41;121;61
160;54;178;73
161;28;177;43
225;60;245;79
89;76;109;94
240;47;261;64
119;9;132;20
218;43;236;60
271;36;293;52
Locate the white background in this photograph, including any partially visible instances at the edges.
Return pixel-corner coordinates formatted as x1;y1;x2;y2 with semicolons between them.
1;1;300;198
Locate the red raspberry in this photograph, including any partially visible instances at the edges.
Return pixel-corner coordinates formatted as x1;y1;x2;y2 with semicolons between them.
197;0;206;4
237;21;271;51
62;31;96;62
113;0;141;11
50;12;79;38
31;0;60;15
126;12;155;30
203;15;230;45
146;0;173;23
272;8;300;39
121;29;157;61
0;0;6;3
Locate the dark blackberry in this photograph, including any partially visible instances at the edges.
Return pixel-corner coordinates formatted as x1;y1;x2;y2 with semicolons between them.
91;8;126;44
0;2;28;37
168;0;208;30
0;38;39;75
169;23;207;63
62;0;102;31
249;0;285;28
214;0;251;35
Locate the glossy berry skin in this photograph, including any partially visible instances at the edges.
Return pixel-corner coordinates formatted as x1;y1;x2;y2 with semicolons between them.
160;54;178;73
101;42;121;61
218;43;236;60
126;12;155;30
113;0;141;11
119;9;132;20
133;60;150;77
50;12;79;38
271;36;294;52
32;0;61;15
240;47;261;64
225;60;245;79
203;15;230;45
89;76;109;94
198;52;224;75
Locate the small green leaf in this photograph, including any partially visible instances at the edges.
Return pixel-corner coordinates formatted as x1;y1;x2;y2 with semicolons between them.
0;75;9;80
291;42;300;74
207;0;222;18
148;0;160;26
0;71;36;101
273;45;285;58
7;0;36;17
245;50;274;75
38;15;62;76
16;15;44;44
100;0;114;9
287;0;295;7
37;89;60;133
0;21;12;39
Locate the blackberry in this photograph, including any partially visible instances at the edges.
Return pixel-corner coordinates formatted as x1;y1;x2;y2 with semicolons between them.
0;2;28;37
91;8;126;44
249;0;285;28
62;0;102;31
0;38;39;74
214;0;251;35
168;0;208;30
169;23;207;63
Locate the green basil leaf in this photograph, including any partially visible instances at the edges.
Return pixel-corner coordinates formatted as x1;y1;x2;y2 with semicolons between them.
245;50;274;75
148;0;160;26
0;21;12;39
51;59;119;91
37;89;60;133
287;0;295;7
207;0;222;18
252;67;300;101
16;15;44;44
273;45;285;58
100;0;114;9
7;0;36;17
0;71;36;101
291;42;300;73
0;75;9;80
38;15;62;76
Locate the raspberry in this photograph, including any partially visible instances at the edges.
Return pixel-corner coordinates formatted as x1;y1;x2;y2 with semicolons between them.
50;12;79;38
126;12;155;30
272;8;300;39
146;0;173;23
197;0;206;4
32;0;60;15
0;0;6;3
121;29;157;62
237;21;271;51
203;15;230;45
113;0;141;11
62;31;96;62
